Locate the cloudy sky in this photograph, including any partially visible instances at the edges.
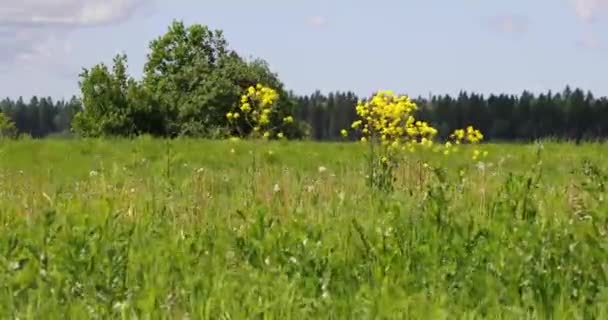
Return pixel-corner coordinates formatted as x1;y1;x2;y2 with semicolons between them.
0;0;607;99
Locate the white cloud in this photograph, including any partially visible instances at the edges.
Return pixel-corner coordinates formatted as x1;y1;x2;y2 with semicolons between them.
571;0;608;50
0;0;148;66
306;16;327;28
572;0;608;22
0;0;146;27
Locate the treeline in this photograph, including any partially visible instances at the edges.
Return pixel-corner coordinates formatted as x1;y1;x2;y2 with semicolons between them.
0;96;82;138
295;87;608;142
3;86;608;142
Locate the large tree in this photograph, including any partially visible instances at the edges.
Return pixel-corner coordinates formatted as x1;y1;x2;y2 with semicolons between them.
142;20;301;137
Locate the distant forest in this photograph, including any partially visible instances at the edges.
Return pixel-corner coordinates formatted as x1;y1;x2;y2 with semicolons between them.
2;85;607;142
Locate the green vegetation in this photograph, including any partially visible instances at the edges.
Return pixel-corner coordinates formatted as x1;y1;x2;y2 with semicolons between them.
1;139;607;318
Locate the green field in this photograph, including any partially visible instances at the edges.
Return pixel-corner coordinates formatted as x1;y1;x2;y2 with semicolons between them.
1;139;607;319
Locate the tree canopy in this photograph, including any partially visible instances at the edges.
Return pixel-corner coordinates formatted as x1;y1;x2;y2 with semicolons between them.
73;20;305;139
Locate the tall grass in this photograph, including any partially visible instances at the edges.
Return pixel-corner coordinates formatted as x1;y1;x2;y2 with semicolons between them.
0;138;607;319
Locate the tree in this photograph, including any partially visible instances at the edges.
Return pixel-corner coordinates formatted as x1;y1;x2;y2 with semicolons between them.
142;20;305;138
72;54;161;137
0;112;17;139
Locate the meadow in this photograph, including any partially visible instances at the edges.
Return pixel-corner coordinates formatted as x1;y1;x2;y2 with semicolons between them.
0;138;607;319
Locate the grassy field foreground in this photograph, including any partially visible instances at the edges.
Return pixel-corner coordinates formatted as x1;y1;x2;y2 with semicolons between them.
0;138;607;319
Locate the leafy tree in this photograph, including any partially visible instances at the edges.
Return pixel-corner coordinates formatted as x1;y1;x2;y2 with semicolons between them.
143;20;305;138
72;54;160;137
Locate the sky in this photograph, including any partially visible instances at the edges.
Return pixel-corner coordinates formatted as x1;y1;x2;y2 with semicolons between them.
0;0;607;100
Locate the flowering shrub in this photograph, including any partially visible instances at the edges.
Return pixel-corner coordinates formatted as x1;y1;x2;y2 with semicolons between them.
343;90;486;192
226;84;295;139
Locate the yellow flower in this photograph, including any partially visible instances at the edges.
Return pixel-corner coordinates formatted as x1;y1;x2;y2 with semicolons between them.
259;114;269;125
283;116;294;124
263;131;270;138
360;137;367;143
341;129;348;137
226;112;233;120
233;112;240;119
241;103;251;112
473;149;480;160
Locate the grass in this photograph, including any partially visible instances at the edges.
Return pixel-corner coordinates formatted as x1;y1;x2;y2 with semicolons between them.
0;138;607;319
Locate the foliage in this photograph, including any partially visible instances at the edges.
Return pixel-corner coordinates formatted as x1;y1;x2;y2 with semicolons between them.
72;54;162;137
295;87;608;142
226;84;298;139
0;112;17;139
343;90;485;192
140;20;306;138
69;20;307;139
0;96;81;138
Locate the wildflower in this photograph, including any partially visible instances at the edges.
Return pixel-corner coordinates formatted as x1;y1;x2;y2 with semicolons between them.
263;131;270;138
473;149;481;161
259;114;270;125
277;132;285;139
283;116;294;124
341;129;348;137
273;183;281;193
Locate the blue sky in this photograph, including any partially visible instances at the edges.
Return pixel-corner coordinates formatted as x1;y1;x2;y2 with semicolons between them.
0;0;607;100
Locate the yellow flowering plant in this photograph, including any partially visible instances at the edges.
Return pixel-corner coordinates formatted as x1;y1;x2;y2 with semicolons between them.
342;90;487;192
226;84;295;140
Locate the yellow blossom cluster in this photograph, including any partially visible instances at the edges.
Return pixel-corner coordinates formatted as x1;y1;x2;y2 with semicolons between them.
226;84;293;139
345;90;438;152
343;90;488;161
447;126;487;158
449;126;484;144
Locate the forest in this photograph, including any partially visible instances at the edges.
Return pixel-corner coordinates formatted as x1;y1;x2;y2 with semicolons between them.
1;86;606;142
